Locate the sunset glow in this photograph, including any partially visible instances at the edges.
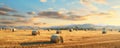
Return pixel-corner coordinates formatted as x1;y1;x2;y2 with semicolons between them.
0;0;120;26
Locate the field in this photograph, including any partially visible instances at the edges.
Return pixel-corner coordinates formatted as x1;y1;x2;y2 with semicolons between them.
0;29;120;48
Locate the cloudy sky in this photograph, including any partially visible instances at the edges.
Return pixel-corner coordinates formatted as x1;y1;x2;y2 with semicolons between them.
0;0;120;26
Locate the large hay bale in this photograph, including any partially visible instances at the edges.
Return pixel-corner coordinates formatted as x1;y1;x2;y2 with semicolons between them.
50;34;63;43
56;30;62;34
32;30;40;36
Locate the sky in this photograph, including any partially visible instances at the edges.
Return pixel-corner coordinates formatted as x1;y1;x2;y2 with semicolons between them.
0;0;120;26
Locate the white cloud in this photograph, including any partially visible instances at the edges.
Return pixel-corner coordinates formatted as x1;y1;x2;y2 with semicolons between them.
58;8;68;14
67;9;92;16
0;11;7;15
80;0;109;11
80;0;98;11
27;11;36;15
92;0;108;5
47;8;54;11
40;0;47;2
40;0;55;2
52;0;56;2
112;6;120;9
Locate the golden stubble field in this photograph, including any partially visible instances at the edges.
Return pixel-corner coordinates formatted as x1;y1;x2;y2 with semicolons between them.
0;29;120;48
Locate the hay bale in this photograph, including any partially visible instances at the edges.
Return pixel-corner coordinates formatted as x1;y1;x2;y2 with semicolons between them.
56;30;62;34
50;34;63;43
11;28;16;32
118;30;120;32
102;28;106;34
47;29;50;31
84;29;86;31
69;29;73;32
102;31;106;34
32;30;40;35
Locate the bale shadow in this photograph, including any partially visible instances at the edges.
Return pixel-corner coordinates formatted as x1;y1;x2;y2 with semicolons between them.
16;34;34;36
20;41;54;46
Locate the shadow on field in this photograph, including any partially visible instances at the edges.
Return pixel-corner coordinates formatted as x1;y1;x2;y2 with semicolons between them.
16;34;34;36
20;41;53;46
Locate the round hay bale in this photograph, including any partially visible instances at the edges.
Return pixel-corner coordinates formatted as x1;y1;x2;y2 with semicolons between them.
11;28;16;32
69;29;73;32
102;31;106;34
84;29;87;31
47;29;50;31
50;34;63;43
32;30;40;36
118;30;120;32
56;30;62;34
102;28;106;34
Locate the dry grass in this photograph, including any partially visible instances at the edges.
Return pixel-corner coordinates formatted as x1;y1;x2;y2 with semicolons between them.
0;29;120;48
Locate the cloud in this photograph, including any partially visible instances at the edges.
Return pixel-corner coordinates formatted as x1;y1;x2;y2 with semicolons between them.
37;11;86;21
0;6;16;12
47;8;54;11
67;9;91;16
52;0;56;2
40;0;55;3
67;16;86;21
80;0;108;11
27;11;36;15
107;10;117;17
0;11;7;15
0;4;16;16
85;10;118;20
58;8;68;14
40;0;47;2
0;20;15;24
0;3;47;25
29;17;41;23
0;17;39;25
37;10;114;21
38;11;64;18
11;14;26;17
92;0;108;5
80;0;98;11
112;6;120;9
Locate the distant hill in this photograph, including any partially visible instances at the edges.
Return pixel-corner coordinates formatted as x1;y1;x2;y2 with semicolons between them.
0;24;120;30
42;24;120;30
